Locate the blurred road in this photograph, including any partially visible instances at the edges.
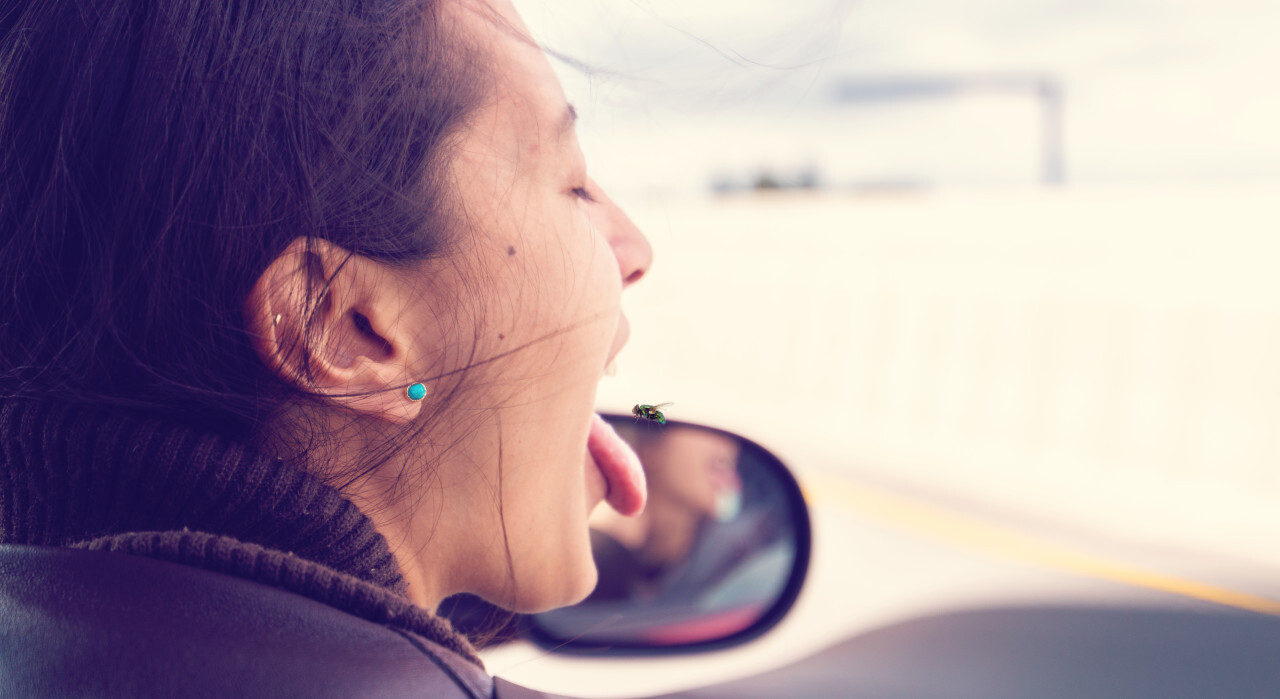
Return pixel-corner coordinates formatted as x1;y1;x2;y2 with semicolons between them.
487;465;1280;697
657;608;1280;698
657;471;1280;699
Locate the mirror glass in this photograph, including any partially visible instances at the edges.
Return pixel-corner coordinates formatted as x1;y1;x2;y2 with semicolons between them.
525;415;810;652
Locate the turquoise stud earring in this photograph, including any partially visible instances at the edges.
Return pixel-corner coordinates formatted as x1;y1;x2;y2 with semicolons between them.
406;383;427;402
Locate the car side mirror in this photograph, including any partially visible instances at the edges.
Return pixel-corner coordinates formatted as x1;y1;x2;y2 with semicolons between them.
521;415;811;654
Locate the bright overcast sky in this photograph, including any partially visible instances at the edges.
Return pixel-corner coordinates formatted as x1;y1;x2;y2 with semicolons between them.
512;0;1280;191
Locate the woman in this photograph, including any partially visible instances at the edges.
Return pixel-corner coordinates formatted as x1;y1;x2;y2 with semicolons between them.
0;0;650;696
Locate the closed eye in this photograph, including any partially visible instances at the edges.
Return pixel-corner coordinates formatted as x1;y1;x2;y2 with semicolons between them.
571;186;597;203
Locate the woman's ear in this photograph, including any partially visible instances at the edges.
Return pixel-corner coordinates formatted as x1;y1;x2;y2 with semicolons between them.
244;237;424;424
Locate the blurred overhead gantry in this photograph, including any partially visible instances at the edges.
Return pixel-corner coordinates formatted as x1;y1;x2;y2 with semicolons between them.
831;74;1065;186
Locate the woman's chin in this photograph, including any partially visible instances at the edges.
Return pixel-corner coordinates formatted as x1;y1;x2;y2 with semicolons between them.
560;562;599;608
505;556;598;614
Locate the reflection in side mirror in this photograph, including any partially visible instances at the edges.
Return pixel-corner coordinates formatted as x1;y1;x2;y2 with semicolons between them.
524;416;811;654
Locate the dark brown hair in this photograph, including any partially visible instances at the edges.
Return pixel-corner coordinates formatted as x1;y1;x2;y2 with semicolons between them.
0;0;483;446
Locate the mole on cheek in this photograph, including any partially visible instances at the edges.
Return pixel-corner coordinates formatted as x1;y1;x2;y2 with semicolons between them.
507;245;517;256
498;334;505;340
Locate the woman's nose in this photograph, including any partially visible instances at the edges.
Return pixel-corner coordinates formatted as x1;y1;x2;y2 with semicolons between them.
614;208;652;288
589;180;652;288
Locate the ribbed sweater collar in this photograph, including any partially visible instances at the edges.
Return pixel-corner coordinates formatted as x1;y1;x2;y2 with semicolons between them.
0;398;480;665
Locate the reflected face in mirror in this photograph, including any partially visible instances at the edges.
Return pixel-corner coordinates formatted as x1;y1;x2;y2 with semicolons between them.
641;426;742;524
593;424;744;575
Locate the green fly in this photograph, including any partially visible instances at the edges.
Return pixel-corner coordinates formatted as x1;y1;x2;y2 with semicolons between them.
632;402;673;425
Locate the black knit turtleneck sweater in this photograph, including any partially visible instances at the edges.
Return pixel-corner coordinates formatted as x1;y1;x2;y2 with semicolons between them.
0;397;479;665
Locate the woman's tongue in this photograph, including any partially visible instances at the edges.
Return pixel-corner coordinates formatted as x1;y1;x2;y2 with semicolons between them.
587;413;647;516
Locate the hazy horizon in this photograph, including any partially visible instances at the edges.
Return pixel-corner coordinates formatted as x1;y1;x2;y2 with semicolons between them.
512;0;1280;194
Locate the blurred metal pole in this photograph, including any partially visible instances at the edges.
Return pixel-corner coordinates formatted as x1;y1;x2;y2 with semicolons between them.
1039;79;1065;186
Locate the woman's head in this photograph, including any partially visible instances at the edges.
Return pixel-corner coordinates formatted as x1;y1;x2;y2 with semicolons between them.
0;0;650;614
0;0;477;423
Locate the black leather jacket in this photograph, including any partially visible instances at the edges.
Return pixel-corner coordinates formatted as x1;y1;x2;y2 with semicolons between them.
0;544;558;698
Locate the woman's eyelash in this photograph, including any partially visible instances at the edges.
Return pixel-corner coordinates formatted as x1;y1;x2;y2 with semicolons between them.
571;186;596;203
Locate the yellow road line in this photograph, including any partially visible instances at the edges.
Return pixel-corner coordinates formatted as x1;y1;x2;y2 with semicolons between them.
803;473;1280;617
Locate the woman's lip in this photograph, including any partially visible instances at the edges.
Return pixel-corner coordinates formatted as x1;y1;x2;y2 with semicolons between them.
604;314;630;370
